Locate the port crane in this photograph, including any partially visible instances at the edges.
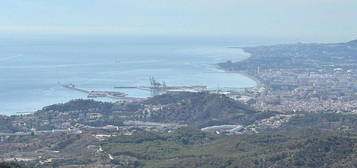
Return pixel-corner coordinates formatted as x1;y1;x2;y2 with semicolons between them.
114;77;207;96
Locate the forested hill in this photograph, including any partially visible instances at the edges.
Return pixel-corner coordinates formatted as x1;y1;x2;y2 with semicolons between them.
102;128;357;168
0;92;271;132
139;92;263;127
41;99;113;113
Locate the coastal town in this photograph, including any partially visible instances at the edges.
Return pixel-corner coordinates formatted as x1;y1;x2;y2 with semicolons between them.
219;40;357;114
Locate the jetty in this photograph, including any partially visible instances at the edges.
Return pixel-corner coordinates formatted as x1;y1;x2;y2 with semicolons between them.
62;77;244;101
62;84;128;100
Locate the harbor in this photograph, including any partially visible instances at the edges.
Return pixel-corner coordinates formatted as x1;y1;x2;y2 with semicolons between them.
114;77;207;96
61;77;245;101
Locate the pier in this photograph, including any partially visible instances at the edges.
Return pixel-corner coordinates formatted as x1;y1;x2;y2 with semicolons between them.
62;84;129;100
62;77;243;101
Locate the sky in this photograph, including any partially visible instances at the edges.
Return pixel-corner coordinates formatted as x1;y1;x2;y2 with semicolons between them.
0;0;357;42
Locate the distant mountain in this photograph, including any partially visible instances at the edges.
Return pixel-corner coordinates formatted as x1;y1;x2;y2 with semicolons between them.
347;39;357;45
218;39;357;73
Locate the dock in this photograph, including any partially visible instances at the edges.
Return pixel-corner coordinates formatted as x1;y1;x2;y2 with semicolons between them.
62;84;129;100
115;77;207;96
62;77;243;101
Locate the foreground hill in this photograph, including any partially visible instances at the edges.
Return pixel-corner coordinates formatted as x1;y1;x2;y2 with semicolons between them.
102;128;357;168
0;162;33;168
2;127;357;168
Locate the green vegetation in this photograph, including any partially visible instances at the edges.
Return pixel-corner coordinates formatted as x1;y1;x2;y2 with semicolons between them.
2;93;357;167
281;113;357;131
0;162;34;168
41;99;113;112
0;93;265;133
139;92;272;127
103;128;357;168
0;116;14;132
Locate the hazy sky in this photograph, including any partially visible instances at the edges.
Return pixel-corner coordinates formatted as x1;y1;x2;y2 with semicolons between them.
1;0;357;42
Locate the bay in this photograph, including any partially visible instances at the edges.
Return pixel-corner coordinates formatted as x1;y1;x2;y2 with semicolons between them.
0;35;256;115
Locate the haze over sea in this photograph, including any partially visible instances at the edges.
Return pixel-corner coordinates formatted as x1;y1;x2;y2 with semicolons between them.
0;35;257;115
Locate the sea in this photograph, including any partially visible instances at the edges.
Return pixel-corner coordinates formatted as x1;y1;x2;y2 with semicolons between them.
0;35;258;115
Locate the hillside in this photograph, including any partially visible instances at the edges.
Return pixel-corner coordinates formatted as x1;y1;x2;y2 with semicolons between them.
279;113;357;132
0;162;33;168
2;93;357;167
137;92;265;127
102;128;357;168
0;92;268;133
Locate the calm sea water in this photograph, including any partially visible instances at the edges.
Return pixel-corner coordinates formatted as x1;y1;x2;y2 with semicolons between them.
0;35;256;115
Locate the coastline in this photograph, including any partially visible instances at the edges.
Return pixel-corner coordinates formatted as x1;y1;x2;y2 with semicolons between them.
2;45;259;116
214;47;263;90
214;64;262;89
230;70;263;89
